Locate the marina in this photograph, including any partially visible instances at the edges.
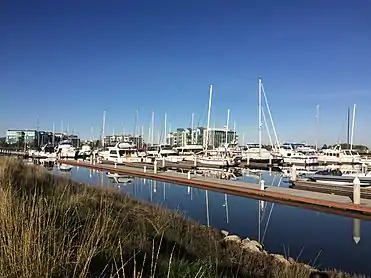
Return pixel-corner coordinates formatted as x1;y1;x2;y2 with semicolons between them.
52;164;371;275
2;1;370;276
56;159;371;220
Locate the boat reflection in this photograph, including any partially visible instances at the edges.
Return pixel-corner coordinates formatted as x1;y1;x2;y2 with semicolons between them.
106;172;134;184
58;163;73;172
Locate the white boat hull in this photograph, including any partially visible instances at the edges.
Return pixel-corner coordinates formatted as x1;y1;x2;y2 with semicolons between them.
283;157;318;165
317;155;360;164
197;158;235;167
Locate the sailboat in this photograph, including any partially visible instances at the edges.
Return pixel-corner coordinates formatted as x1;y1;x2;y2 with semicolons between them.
242;78;283;165
317;105;361;165
197;85;237;167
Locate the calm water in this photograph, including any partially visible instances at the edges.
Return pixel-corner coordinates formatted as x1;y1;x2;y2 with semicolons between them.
55;166;371;275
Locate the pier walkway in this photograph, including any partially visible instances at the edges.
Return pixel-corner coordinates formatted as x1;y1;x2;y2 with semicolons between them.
59;159;371;220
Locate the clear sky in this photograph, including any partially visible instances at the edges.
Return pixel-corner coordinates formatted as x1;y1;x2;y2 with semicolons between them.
1;0;371;145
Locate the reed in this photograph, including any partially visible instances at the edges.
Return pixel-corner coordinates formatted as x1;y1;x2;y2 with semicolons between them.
0;158;364;277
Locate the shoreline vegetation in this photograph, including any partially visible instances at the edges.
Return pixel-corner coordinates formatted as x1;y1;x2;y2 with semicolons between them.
0;158;364;277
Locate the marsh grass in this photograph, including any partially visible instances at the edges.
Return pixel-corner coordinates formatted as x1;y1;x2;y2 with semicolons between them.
0;158;365;277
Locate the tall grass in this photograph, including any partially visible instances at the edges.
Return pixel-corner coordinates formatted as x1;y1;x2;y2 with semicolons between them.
0;158;364;277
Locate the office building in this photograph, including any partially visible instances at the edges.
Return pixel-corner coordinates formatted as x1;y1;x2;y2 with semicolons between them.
5;129;81;148
6;129;39;146
168;126;237;148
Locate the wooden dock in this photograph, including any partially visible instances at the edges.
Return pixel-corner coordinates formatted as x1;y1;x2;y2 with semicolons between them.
58;159;371;220
292;180;371;199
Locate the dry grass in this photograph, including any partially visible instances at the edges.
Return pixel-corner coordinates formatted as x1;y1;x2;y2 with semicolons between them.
0;157;366;278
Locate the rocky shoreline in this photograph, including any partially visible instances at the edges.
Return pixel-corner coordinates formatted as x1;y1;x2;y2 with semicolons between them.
220;230;322;274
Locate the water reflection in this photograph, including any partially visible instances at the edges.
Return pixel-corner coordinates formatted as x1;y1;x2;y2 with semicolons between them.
58;166;370;275
353;218;360;244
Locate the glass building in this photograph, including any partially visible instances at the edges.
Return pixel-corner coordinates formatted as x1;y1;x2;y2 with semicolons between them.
6;129;39;146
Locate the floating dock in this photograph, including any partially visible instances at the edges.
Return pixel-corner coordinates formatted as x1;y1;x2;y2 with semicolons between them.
58;159;371;220
292;180;371;199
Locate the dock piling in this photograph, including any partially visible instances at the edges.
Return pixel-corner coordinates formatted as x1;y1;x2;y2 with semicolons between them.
193;156;197;167
260;180;265;190
291;165;297;182
114;162;117;169
353;177;361;205
187;171;191;180
162;157;165;168
154;160;158;174
144;165;147;173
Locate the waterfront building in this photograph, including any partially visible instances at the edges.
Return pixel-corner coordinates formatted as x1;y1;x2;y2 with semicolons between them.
168;127;237;148
6;129;39;146
5;129;80;148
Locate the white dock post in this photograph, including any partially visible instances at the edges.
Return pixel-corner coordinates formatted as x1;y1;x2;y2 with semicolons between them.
291;165;297;182
162;157;165;168
154;160;158;174
193;155;197;167
260;179;265;190
114;162;117;168
246;156;250;165
269;157;272;166
353;177;361;205
362;163;366;174
187;171;191;180
144;165;147;173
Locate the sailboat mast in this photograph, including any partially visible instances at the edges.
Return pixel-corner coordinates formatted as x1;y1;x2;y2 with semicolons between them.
133;110;138;137
233;121;236;143
347;107;350;147
316;104;320;150
140;125;144;148
101;110;106;148
52;123;55;146
225;109;230;146
151;111;155;146
350;104;356;151
258;78;262;154
205;85;213;150
191;112;194;144
164;112;167;144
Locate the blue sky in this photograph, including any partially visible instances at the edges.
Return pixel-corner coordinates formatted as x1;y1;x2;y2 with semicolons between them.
1;0;371;145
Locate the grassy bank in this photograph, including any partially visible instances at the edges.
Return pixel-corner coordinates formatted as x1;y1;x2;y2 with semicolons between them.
0;158;363;277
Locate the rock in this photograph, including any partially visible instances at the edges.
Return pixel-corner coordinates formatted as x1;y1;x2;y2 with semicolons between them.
241;238;250;245
272;254;290;265
221;230;229;237
224;235;241;243
250;240;263;251
241;240;262;252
